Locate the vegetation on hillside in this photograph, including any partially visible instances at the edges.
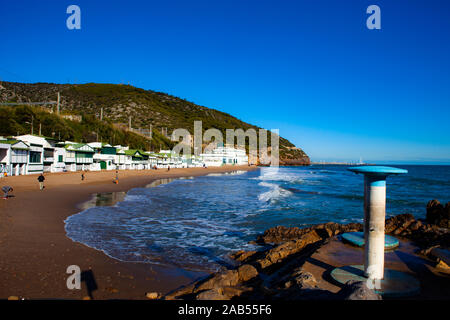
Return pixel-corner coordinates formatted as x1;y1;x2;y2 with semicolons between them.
0;105;173;150
0;82;310;163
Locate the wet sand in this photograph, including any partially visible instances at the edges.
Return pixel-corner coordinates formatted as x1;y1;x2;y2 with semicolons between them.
0;165;257;299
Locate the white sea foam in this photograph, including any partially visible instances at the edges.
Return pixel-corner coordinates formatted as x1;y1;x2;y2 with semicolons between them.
252;167;305;184
258;181;292;203
207;170;247;177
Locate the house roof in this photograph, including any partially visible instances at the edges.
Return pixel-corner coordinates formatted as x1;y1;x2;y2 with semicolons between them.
64;143;95;152
124;149;141;156
16;134;61;141
0;139;30;150
124;149;149;158
0;139;20;145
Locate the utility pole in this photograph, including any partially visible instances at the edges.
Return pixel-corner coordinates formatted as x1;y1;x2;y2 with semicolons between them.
149;124;152;140
39;123;41;136
100;107;103;121
129;116;132;131
57;92;60;115
31;115;34;135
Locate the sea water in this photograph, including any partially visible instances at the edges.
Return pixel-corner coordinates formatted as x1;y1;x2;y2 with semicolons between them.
64;165;449;272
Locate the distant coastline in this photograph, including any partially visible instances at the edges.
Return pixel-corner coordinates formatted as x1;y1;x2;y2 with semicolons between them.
311;162;373;165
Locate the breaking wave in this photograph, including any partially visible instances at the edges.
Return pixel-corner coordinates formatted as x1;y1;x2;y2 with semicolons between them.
258;181;293;203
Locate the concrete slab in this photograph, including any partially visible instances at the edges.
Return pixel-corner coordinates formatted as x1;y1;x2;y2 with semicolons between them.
300;237;450;299
330;265;420;298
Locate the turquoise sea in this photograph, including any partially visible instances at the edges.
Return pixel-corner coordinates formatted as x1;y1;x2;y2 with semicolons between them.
65;165;450;272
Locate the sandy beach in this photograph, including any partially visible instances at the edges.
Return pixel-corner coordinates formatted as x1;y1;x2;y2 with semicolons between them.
0;165;257;300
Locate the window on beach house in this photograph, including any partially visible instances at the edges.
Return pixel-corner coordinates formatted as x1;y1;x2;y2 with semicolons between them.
29;151;41;163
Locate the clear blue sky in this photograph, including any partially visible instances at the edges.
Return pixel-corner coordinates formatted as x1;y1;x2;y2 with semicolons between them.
1;0;449;164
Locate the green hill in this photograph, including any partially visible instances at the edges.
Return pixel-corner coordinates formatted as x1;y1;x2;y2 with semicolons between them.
0;81;310;165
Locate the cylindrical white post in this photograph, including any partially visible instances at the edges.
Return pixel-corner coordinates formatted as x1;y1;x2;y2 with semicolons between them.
364;175;387;280
347;166;407;281
332;165;420;297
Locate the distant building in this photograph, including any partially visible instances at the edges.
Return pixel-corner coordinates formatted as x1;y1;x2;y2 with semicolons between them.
123;149;151;170
87;142;117;170
0;134;249;176
200;146;248;167
63;142;95;171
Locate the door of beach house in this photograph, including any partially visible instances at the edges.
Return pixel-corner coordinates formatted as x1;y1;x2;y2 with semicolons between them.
100;161;107;170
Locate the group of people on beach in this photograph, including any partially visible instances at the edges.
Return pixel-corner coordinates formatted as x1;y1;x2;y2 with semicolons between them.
2;164;184;199
2;173;45;199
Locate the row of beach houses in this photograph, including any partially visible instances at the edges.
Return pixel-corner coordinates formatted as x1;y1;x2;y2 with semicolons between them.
0;134;249;176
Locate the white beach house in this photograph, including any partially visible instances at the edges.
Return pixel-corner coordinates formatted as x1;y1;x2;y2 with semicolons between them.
14;134;66;173
123;149;150;170
0;138;30;176
63;142;95;171
114;145;133;170
200;145;248;167
87;142;117;171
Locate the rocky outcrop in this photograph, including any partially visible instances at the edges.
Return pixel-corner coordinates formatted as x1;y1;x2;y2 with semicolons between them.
426;200;450;229
385;213;450;248
279;157;311;166
256;222;362;244
163;206;449;301
164;221;361;300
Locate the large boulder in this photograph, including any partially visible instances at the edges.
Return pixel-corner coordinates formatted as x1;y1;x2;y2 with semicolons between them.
426;200;450;228
385;213;417;234
284;270;317;289
237;264;259;282
196;270;239;292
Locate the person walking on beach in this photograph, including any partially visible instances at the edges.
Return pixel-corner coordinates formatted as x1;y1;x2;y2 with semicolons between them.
81;172;85;181
167;165;170;171
37;174;45;190
114;170;119;184
2;186;13;199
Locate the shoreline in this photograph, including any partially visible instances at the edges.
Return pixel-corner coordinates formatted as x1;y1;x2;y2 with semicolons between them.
0;165;257;299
